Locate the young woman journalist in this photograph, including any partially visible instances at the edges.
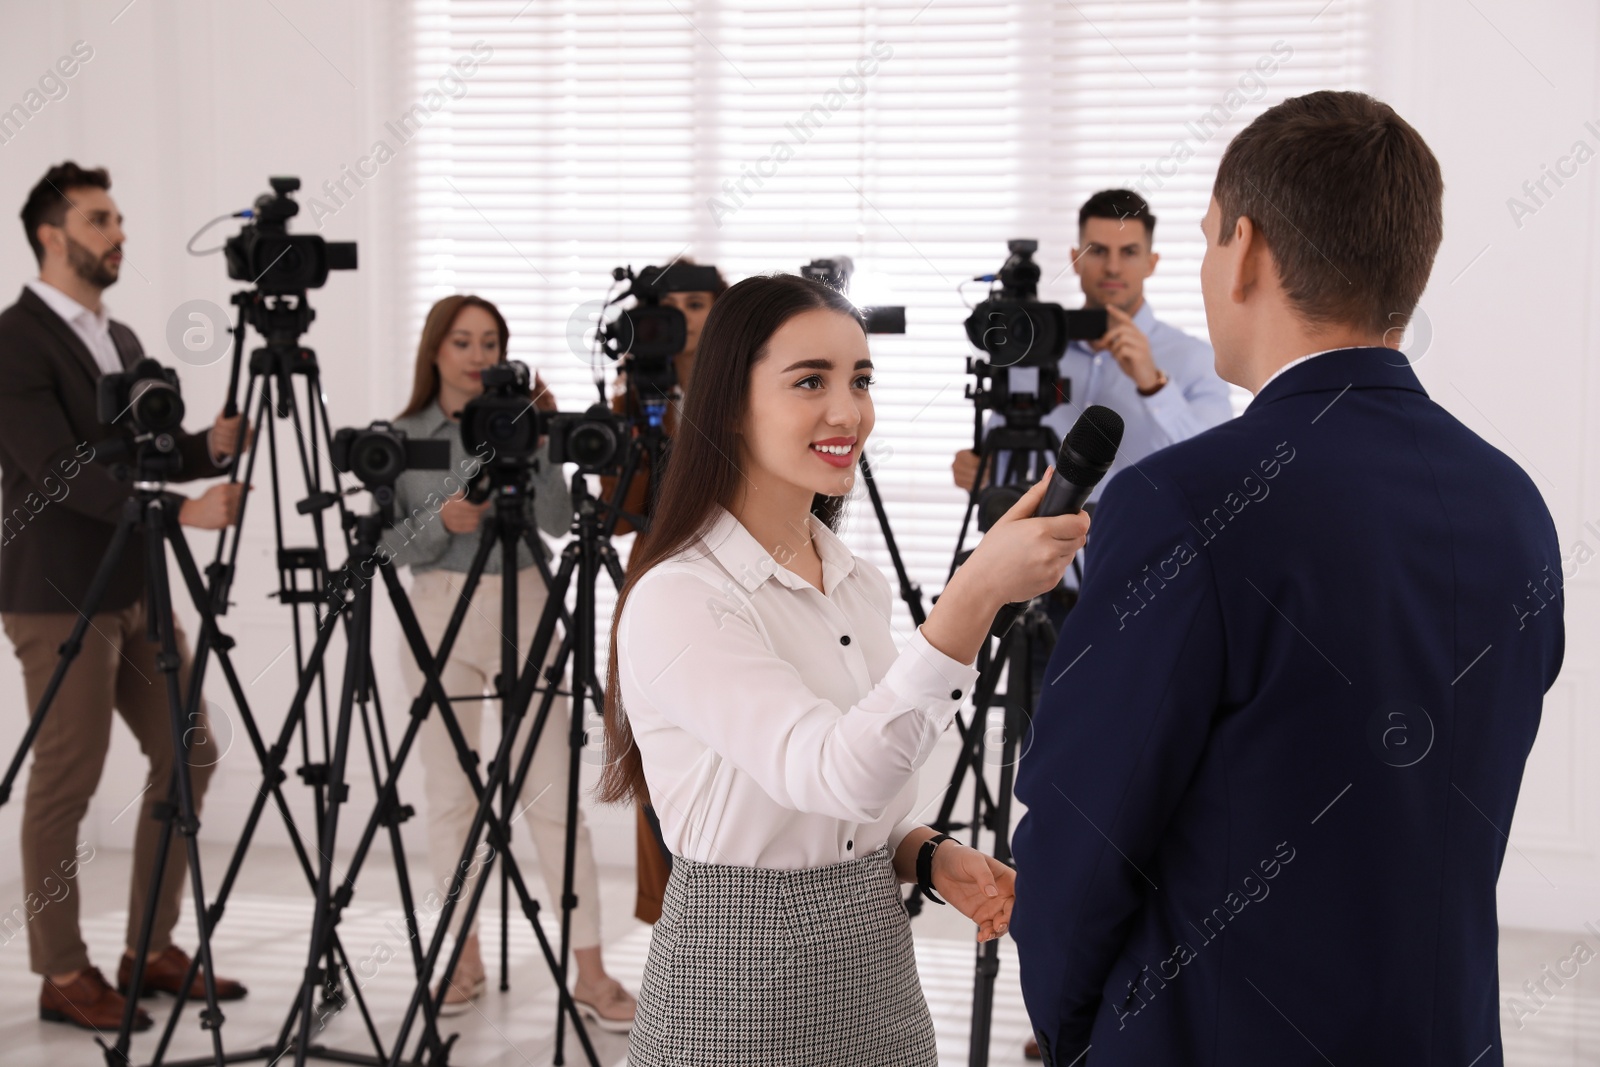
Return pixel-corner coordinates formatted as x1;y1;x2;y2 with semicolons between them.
385;295;635;1028
600;274;1089;1063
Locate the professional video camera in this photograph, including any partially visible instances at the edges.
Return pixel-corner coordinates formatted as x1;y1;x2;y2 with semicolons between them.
95;358;191;480
963;239;1107;427
224;177;357;295
600;262;723;426
800;256;906;334
99;358;185;436
460;361;542;464
545;404;631;475
330;421;449;513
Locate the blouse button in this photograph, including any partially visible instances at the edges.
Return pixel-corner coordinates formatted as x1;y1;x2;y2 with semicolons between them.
846;840;853;850
951;689;963;700
840;635;851;646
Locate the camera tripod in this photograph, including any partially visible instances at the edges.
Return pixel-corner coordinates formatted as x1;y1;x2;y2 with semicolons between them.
0;456;266;1067
211;287;355;894
118;288;436;1067
369;453;617;1067
931;414;1069;1067
264;465;604;1067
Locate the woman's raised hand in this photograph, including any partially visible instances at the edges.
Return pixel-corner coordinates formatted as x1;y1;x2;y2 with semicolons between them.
962;466;1090;606
440;491;490;534
918;468;1090;666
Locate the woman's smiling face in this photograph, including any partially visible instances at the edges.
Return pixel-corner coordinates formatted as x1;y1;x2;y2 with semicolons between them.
738;307;875;504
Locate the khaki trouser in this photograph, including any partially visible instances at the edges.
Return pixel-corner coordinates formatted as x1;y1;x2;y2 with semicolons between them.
401;567;601;950
3;602;214;977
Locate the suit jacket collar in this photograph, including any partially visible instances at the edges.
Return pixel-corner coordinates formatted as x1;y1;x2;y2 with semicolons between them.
1246;346;1426;414
16;284;121;383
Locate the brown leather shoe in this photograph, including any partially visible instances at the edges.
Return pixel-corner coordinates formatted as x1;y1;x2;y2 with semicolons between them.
40;967;152;1032
117;946;248;1001
1024;1035;1043;1060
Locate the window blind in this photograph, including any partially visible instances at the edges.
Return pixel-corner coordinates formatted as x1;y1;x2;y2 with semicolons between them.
403;0;1370;639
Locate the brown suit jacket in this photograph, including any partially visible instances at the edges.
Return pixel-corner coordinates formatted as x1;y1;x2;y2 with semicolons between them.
0;286;225;613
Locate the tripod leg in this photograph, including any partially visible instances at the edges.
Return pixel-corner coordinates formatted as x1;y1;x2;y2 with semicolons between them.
106;497;229;1067
498;521;518;995
381;552;600;1067
966;609;1043;1067
292;566;374;1067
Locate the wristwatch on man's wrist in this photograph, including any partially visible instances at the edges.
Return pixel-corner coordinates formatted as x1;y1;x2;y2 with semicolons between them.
1138;368;1170;396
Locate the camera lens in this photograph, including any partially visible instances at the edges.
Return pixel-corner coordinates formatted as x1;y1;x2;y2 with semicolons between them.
488;411;519;445
353;434;405;484
128;379;185;433
568;422;619;470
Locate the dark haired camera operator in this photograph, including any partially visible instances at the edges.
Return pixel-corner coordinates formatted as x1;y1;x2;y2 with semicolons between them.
953;190;1232;537
0;162;247;1032
598;258;727;927
604;257;727;522
382;294;635;1028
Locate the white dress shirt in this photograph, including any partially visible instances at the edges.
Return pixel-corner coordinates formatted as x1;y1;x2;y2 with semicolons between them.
26;278;124;376
618;505;980;869
1257;346;1346;393
27;277;230;468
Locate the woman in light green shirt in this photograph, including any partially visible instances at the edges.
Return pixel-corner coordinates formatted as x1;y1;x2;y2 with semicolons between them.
384;294;634;1030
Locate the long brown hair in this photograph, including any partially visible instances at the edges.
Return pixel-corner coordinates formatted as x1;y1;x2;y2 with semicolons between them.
398;294;511;418
596;273;864;806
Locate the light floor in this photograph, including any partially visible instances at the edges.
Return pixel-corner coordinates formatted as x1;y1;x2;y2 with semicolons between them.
0;843;1594;1066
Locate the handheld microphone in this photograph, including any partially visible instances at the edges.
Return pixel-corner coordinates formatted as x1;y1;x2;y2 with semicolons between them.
991;404;1125;638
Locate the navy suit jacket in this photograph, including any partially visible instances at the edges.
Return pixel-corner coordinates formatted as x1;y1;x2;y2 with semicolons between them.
1011;347;1564;1066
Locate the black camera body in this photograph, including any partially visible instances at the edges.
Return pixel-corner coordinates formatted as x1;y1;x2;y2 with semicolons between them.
460;361;541;464
95;358;189;481
965;239;1076;367
962;239;1108;426
98;358;186;436
225;177;357;294
331;421;450;511
603;262;724;365
545;404;631;475
799;257;906;335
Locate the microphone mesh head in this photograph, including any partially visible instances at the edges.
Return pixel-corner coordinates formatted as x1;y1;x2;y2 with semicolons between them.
1058;404;1124;487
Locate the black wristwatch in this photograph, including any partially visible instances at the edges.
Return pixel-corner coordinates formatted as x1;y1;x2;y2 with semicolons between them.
917;833;953;905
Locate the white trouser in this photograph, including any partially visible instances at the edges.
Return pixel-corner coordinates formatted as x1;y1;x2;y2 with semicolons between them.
401;566;601;950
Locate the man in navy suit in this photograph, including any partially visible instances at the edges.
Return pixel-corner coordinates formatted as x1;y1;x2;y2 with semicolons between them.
1010;90;1565;1066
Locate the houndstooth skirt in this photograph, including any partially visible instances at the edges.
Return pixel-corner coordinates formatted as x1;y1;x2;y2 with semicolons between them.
627;845;937;1067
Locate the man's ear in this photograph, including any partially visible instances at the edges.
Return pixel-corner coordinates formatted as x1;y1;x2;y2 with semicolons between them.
1228;215;1261;306
1146;249;1160;276
35;223;59;262
1069;244;1083;276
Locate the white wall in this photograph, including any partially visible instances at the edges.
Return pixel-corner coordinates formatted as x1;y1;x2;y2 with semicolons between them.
1364;0;1600;930
0;0;1592;933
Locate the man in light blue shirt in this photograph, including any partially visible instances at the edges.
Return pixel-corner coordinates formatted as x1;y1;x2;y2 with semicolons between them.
953;189;1233;505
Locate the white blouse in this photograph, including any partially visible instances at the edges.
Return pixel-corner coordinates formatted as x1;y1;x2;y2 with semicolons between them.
617;505;980;869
